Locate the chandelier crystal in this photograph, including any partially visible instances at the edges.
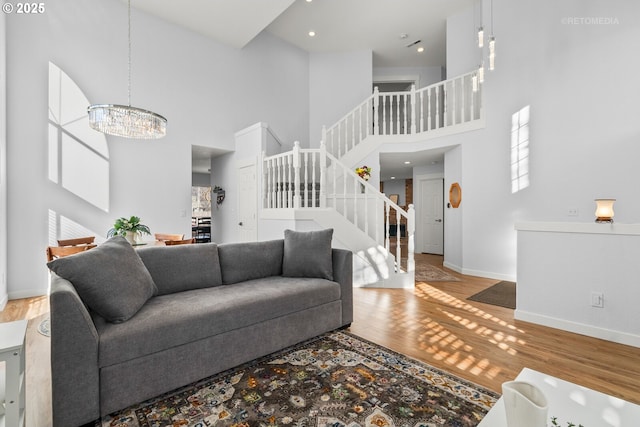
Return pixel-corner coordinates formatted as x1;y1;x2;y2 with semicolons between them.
87;0;167;139
88;104;166;139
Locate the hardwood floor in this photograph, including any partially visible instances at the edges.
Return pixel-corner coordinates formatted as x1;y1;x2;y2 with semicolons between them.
351;254;640;406
3;255;640;426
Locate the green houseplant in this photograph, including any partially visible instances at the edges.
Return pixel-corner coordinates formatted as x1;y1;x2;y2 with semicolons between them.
107;216;151;244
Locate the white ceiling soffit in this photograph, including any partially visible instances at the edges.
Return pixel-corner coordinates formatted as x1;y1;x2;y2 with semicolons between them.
131;0;296;49
266;0;473;67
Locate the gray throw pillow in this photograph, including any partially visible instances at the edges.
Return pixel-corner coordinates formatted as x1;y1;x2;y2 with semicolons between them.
137;243;223;295
282;229;333;280
47;236;157;323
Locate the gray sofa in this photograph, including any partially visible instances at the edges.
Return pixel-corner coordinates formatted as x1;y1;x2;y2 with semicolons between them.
48;230;352;427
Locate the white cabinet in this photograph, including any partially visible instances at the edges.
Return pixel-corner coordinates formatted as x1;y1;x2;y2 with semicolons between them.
0;320;27;427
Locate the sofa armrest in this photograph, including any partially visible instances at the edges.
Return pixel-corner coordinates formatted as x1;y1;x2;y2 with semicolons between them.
332;248;353;326
49;273;101;426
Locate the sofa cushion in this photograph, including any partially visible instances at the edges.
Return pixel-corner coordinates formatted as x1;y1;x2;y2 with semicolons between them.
136;243;222;295
218;239;284;285
282;229;333;280
47;236;156;323
95;276;342;367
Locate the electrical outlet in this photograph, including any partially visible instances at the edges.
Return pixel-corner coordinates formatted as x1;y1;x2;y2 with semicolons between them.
591;292;604;308
568;208;579;217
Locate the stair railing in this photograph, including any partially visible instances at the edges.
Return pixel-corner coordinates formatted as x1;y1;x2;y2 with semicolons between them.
262;142;414;274
323;70;482;159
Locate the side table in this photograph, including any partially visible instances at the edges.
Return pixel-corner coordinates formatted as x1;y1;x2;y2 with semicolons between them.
0;319;27;427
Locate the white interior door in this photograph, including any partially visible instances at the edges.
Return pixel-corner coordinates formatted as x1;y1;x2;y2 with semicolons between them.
420;178;444;255
237;162;257;242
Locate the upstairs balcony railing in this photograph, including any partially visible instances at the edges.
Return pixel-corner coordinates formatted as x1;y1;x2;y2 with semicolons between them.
322;70;482;159
263;142;415;274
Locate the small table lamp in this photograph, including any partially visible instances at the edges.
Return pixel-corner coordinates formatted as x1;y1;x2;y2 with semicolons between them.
594;199;615;223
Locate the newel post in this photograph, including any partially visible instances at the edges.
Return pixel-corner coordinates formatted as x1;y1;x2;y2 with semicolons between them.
407;204;416;272
292;141;301;209
319;142;327;208
410;84;417;134
373;86;380;135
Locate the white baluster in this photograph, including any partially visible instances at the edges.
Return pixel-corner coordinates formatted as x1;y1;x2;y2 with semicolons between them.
354;178;359;229
402;94;408;134
407;204;415;273
373;86;380;135
419;90;424;133
395;94;400;134
322;125;328;156
287;154;292;208
427;88;432;131
343;164;347;218
320;142;327;208
382;94;387;135
276;157;281;208
351;112;355;150
303;150;309;208
435;86;441;130
332;160;337;210
311;151;317;207
395;209;401;272
366;97;371;137
364;184;369;236
452;78;457;125
411;85;416;134
460;77;467;123
385;203;391;253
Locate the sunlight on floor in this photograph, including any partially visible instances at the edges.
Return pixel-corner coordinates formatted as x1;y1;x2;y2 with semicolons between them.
412;281;526;380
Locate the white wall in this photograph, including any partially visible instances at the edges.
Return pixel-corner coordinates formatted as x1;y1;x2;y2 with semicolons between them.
373;66;444;89
0;12;7;308
5;0;309;298
382;179;406;206
441;0;640;281
309;50;372;148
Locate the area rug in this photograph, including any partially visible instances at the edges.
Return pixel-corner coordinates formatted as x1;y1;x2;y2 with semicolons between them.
467;281;516;309
37;315;50;337
98;331;498;427
414;263;461;282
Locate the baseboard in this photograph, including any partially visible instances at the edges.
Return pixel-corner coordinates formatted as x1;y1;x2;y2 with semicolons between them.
515;309;640;349
8;288;48;301
443;261;516;282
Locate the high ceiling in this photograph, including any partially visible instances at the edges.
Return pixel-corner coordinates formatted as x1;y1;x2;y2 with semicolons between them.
133;0;472;68
133;0;473;174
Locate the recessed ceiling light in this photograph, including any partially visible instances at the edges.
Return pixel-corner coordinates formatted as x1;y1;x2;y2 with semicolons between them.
404;161;411;164
417;46;425;53
308;31;316;37
400;33;408;39
306;0;312;2
391;176;396;180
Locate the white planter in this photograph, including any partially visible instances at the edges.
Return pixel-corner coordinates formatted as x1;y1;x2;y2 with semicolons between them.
124;231;138;245
502;381;548;427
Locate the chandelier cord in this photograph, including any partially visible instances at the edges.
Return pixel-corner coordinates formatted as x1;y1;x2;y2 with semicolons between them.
128;0;132;107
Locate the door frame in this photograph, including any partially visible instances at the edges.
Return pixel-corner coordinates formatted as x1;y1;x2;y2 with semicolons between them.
415;173;444;254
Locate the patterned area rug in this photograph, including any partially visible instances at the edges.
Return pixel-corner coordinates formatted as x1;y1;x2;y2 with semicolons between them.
98;331;498;427
414;263;460;282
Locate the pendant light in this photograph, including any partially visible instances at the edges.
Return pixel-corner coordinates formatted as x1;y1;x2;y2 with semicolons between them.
88;0;167;139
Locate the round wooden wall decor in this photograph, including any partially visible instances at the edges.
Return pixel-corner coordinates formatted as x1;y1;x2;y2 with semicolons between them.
449;182;462;208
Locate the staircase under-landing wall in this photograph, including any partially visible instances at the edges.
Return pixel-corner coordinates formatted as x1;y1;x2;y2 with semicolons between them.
260;70;484;288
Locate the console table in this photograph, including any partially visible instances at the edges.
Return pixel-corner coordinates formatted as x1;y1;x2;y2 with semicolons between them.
0;319;27;427
478;368;640;426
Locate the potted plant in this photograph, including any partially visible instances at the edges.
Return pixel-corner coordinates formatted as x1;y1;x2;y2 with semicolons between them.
355;165;372;193
107;216;151;245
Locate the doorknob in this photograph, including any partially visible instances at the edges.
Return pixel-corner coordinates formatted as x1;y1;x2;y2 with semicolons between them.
238;222;243;226
435;219;442;222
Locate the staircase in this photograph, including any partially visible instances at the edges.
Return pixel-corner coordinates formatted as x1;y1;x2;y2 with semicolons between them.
261;70;482;287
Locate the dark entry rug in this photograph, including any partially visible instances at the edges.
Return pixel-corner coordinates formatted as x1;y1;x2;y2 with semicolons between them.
467;281;516;309
98;331;499;427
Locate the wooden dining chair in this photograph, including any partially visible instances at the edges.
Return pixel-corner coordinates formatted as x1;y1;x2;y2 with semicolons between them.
154;233;185;242
46;244;96;262
164;238;195;246
57;236;96;247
